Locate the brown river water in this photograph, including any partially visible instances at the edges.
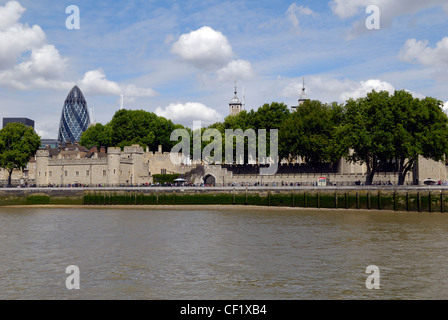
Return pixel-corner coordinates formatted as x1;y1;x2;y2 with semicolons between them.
0;207;447;300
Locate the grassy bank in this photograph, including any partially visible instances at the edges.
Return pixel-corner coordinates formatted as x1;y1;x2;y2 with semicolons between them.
0;193;83;206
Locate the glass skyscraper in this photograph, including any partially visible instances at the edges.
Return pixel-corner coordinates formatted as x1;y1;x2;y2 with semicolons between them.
58;86;90;144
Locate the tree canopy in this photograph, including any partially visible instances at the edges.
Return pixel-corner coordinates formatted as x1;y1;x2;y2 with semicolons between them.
211;102;289;164
80;109;182;151
279;100;346;166
0;123;41;186
79;123;112;149
338;90;448;185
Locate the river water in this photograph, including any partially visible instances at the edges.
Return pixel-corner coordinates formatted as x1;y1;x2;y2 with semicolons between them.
0;207;447;300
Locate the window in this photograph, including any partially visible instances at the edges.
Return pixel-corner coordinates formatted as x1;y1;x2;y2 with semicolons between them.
49;171;52;177
76;171;79;177
103;170;107;176
161;169;167;174
86;170;89;176
65;171;68;177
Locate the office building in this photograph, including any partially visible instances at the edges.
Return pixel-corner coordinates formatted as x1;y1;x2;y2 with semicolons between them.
3;118;35;129
58;86;91;144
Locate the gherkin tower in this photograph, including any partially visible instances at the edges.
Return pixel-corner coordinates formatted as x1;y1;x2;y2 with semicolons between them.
58;86;91;144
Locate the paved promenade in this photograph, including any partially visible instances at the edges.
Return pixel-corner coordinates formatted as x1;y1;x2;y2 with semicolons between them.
1;185;447;194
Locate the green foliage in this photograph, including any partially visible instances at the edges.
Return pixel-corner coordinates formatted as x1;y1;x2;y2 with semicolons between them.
152;174;180;184
0;123;41;186
218;102;290;163
250;102;290;130
80;109;182;151
339;90;448;185
280;100;346;165
110;109;178;151
338;90;395;184
79;123;112;149
26;194;50;205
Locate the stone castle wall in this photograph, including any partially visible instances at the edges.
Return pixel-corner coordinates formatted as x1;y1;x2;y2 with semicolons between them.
1;145;446;187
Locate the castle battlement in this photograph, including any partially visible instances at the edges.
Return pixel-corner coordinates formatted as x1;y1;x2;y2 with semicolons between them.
124;145;144;155
108;147;121;155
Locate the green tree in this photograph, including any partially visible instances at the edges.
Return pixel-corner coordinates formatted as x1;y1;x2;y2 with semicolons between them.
338;91;395;185
0;123;41;187
80;109;181;152
339;90;448;185
280;100;346;166
220;102;289;164
390;91;448;185
250;102;290;130
79;123;112;149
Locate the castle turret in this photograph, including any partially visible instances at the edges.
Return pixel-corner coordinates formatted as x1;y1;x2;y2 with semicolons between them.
229;83;243;116
36;150;50;187
107;147;121;186
124;145;144;186
292;77;310;110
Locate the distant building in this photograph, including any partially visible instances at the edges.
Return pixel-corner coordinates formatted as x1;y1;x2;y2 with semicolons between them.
229;84;243;116
40;139;60;149
34;144;190;187
58;86;91;144
291;77;310;110
3;118;35;129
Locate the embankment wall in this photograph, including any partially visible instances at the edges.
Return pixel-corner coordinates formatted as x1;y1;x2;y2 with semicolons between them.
0;187;447;212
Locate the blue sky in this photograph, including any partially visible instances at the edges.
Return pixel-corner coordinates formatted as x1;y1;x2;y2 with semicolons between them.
0;0;448;139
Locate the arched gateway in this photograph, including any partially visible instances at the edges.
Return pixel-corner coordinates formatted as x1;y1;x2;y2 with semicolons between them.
203;174;216;186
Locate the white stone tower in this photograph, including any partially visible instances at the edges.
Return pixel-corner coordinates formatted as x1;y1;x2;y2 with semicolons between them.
229;83;243;116
292;77;310;110
107;147;121;187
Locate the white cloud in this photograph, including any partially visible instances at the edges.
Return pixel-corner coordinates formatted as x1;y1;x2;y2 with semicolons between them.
79;69;157;98
216;60;255;83
17;45;67;79
286;3;315;29
155;102;223;126
171;26;256;86
330;0;370;19
282;76;395;102
0;1;46;70
79;69;121;95
0;44;72;90
443;101;448;113
171;26;234;70
340;79;395;100
0;1;72;90
330;0;447;19
330;0;448;37
0;1;154;96
399;37;448;67
0;1;25;30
